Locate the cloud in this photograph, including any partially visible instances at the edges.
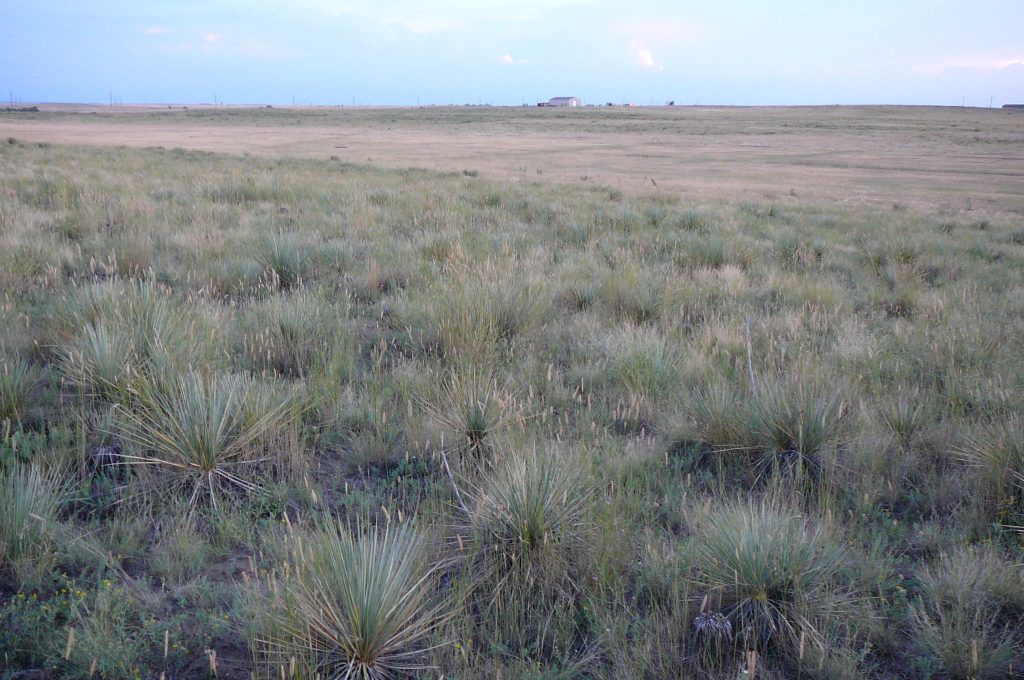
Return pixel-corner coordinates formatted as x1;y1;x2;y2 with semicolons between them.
204;33;224;43
500;53;530;65
143;26;165;35
631;42;663;71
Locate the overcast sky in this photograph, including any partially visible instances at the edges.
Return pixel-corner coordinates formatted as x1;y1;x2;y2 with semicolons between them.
3;0;1022;107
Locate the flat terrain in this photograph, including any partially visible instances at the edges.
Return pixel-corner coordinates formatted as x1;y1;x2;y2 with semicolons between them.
4;105;1023;217
1;106;1023;678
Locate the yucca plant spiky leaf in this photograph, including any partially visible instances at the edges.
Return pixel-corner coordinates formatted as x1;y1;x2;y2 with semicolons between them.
0;464;62;586
114;371;296;508
689;495;848;657
0;356;34;424
265;521;447;680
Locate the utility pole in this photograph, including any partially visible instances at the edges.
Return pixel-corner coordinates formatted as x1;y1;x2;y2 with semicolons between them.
109;90;113;107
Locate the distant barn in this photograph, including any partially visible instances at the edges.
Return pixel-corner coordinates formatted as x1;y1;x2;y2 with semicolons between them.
538;96;582;108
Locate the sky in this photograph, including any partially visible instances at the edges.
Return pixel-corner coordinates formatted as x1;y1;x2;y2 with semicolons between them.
2;0;1022;107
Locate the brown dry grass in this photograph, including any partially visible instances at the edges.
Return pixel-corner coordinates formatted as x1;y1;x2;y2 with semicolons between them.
3;104;1023;217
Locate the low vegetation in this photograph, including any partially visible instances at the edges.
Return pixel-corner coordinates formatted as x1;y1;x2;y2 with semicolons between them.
0;130;1021;678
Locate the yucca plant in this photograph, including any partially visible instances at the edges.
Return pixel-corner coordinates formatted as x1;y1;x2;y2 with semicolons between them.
257;232;303;290
688;383;761;454
0;357;33;424
262;521;446;679
910;600;1019;680
468;447;591;572
879;389;934;449
958;417;1024;528
115;371;296;509
752;378;845;481
464;446;593;655
689;496;848;659
0;464;62;586
59;321;136;399
421;367;522;466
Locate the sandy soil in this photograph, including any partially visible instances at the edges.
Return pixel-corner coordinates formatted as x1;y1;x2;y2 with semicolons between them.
3;105;1022;217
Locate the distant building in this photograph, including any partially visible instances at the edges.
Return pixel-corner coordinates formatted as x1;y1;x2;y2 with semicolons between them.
1003;104;1024;110
539;96;582;107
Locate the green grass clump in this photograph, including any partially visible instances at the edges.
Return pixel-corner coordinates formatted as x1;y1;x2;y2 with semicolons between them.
258;522;445;679
911;546;1022;679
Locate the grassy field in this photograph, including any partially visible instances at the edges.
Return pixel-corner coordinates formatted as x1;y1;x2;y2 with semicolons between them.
1;107;1023;679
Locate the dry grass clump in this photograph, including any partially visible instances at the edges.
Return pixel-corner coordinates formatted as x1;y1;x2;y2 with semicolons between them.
254;521;446;680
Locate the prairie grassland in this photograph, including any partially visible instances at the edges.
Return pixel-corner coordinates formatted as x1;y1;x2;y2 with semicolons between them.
4;105;1024;217
0;110;1023;679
